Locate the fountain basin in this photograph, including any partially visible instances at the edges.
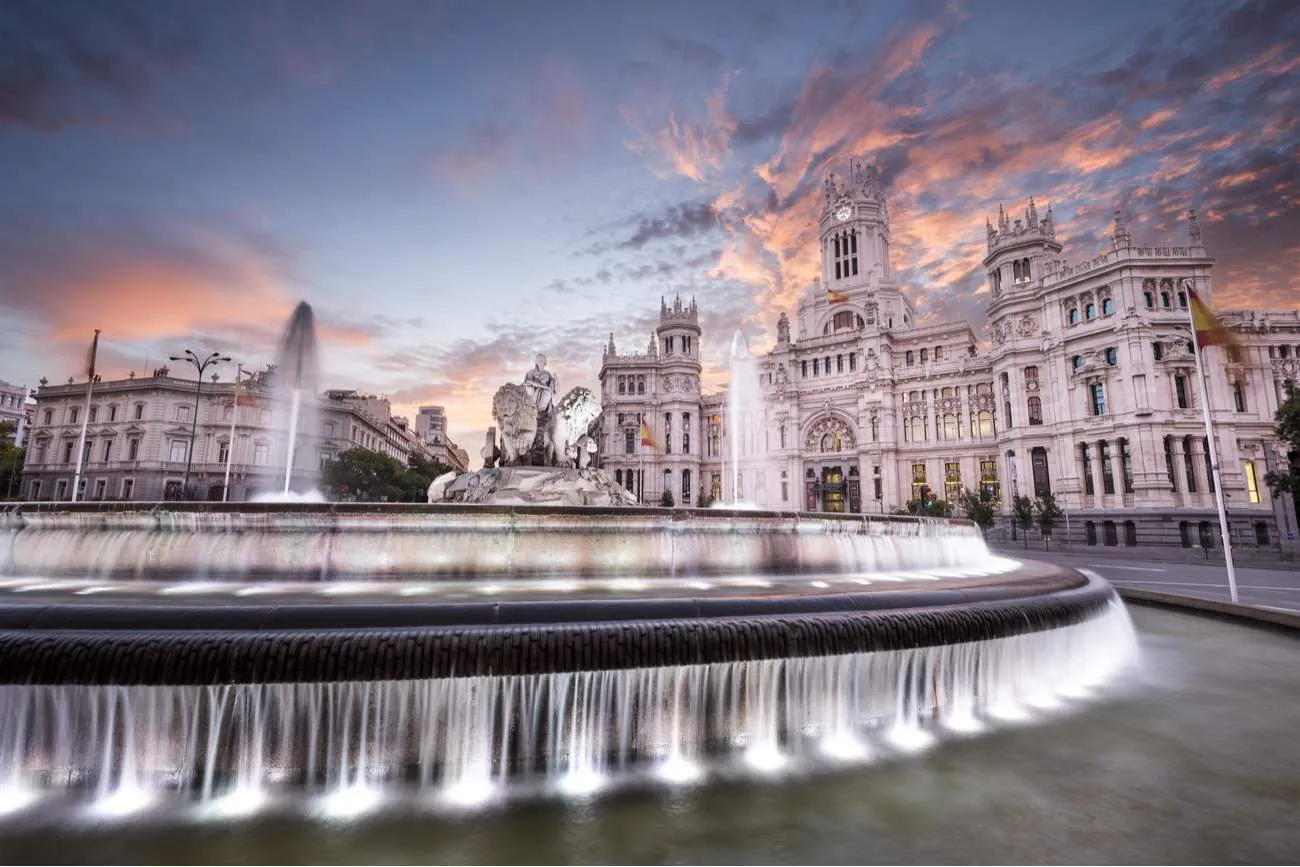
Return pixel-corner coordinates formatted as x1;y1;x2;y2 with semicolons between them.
0;503;989;581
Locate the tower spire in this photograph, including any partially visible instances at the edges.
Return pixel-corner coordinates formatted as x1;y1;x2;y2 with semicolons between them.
1026;196;1039;228
1187;208;1202;244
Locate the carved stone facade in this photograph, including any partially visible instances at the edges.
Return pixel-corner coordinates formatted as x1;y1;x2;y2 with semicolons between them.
598;159;1300;549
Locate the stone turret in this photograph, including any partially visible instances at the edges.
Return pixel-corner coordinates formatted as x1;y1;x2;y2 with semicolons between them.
984;197;1063;304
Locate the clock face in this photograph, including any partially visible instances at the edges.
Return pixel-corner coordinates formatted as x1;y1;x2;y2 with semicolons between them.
835;204;853;222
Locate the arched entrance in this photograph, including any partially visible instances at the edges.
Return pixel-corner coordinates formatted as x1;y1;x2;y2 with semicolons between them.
802;415;860;513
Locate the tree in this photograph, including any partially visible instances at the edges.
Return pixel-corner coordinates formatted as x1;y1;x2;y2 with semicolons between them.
0;422;24;500
659;489;675;507
1265;383;1300;505
321;448;407;502
1011;495;1036;548
695;491;714;508
957;486;997;537
904;498;953;518
1036;490;1063;550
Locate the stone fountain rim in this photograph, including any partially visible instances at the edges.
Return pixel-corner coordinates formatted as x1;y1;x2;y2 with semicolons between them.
0;567;1117;684
0;500;977;527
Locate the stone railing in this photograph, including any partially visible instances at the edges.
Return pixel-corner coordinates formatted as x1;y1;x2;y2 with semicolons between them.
1041;243;1208;288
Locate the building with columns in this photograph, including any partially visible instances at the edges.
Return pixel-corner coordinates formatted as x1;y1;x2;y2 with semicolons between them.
598;158;1300;551
22;369;443;502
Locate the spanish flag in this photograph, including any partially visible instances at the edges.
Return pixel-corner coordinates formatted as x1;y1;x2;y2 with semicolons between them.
827;288;850;304
640;419;658;449
1186;281;1240;352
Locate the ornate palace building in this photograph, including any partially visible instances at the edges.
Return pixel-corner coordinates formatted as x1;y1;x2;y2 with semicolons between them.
598;159;1300;550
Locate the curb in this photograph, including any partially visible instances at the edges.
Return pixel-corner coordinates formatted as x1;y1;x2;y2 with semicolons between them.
1116;586;1300;632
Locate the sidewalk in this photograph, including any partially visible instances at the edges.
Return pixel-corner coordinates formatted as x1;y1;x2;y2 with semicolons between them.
988;541;1300;572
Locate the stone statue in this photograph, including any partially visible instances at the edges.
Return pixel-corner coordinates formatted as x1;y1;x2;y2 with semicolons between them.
523;353;558;422
426;470;458;503
552;386;602;468
491;382;539;466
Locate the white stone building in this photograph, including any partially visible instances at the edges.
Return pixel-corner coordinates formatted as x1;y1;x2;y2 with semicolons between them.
0;379;32;447
23;371;438;501
598;158;1300;550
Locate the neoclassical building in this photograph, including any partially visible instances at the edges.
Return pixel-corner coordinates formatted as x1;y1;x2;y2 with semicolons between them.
598;159;1300;550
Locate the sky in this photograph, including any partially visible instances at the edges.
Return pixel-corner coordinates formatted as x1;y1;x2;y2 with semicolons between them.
1;0;1297;449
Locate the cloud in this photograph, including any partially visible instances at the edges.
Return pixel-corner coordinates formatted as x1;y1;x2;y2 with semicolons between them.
622;71;738;182
615;200;720;250
0;0;200;131
431;59;592;185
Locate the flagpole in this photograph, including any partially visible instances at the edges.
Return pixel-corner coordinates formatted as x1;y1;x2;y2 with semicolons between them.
1186;281;1239;603
222;363;242;502
70;329;100;502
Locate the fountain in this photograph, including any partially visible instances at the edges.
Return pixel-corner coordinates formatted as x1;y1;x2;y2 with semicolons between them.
268;302;321;501
0;331;1148;834
725;330;761;508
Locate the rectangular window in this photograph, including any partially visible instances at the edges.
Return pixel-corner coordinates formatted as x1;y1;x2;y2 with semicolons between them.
29;480;41;500
56;480;68;500
682;413;690;454
1081;444;1095;495
109;405;117;422
944;461;961;503
1245;461;1261;503
260;408;272;424
169;440;188;463
69;407;79;424
1233;380;1246;412
253;442;269;465
218;441;230;464
177;405;191;422
101;439;113;462
93;478;107;500
625;428;635;455
121;479;134;500
134;404;144;420
1090;383;1106;416
980;459;999;500
849;353;857;372
62;441;74;463
1100;441;1116;495
128;438;140;460
1174;375;1189;409
43;409;53;425
88;407;97;423
319;452;332;470
1164;437;1178;492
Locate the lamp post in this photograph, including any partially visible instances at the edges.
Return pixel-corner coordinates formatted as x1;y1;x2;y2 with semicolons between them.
169;350;231;499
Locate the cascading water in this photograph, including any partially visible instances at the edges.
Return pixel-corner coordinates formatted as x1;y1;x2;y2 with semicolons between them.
269;303;321;500
0;602;1137;818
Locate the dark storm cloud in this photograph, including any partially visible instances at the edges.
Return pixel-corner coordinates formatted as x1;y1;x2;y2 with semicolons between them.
0;0;200;130
617;201;720;250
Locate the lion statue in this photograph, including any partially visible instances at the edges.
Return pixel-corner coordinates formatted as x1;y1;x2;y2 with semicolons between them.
552;387;602;468
491;382;538;466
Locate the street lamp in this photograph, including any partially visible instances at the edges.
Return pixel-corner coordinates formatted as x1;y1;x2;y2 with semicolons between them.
169;349;230;499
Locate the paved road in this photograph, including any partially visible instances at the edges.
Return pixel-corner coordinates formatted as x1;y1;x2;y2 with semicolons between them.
994;547;1300;612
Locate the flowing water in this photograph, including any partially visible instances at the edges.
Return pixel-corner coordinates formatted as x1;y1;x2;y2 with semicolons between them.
272;302;320;498
0;603;1134;824
725;330;769;508
1;606;1295;863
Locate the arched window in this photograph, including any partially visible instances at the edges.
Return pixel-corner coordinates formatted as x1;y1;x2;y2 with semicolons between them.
1085;303;1097;320
1020;257;1031;280
1144;291;1154;308
1013;260;1022;281
1233;380;1246;412
1177;291;1187;308
1027;396;1043;425
871;416;879;441
615;469;623;486
1073;355;1084;370
1024;365;1039;380
1105;347;1118;365
1161;292;1171;308
1101;297;1114;316
920;348;929;363
906;351;914;366
681;469;691;504
832;310;856;331
1068;308;1080;325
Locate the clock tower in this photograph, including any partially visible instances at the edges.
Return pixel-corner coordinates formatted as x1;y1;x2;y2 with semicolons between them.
820;158;893;292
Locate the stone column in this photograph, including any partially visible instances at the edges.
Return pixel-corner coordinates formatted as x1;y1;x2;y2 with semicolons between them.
1171;436;1190;503
1188;437;1207;502
1093;438;1111;506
